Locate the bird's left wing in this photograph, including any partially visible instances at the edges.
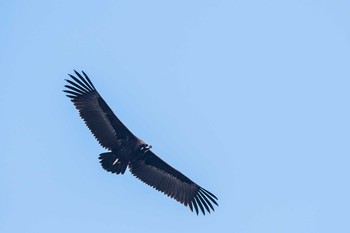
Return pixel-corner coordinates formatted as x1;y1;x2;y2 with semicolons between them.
129;150;218;215
64;70;137;150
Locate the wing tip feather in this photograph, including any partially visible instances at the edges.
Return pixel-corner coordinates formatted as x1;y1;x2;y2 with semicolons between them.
64;70;98;100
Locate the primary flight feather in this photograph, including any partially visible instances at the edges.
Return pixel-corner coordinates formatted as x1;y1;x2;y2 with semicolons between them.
64;70;218;215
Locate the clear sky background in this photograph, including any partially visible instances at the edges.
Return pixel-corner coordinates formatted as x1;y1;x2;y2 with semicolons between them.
1;0;349;232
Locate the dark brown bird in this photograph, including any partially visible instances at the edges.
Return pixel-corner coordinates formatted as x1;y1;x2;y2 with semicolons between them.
64;70;218;215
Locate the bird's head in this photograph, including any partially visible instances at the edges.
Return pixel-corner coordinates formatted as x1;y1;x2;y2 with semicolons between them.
139;143;152;153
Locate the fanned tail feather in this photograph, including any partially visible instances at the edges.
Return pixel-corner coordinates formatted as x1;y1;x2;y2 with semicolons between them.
99;152;128;174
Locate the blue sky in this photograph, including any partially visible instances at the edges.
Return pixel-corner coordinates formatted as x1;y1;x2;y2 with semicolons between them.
1;0;350;232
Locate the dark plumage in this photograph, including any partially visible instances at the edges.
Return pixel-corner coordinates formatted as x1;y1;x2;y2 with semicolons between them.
64;70;218;215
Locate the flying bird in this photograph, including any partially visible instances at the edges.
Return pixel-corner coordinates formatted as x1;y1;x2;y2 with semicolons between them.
63;70;218;215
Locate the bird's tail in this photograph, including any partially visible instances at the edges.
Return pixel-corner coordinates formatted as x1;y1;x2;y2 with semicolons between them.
99;152;128;174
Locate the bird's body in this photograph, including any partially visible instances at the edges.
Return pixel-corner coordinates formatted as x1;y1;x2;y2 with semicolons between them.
64;70;218;215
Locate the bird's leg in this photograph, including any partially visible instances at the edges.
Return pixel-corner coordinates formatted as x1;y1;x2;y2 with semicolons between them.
112;158;121;165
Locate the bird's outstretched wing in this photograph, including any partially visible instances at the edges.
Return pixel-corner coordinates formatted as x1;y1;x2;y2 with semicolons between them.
129;150;218;215
63;70;137;149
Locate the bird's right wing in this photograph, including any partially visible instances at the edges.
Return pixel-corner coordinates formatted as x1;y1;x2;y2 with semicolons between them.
129;150;218;215
64;70;137;150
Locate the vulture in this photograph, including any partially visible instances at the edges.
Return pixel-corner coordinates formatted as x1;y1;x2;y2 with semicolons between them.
63;70;218;215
